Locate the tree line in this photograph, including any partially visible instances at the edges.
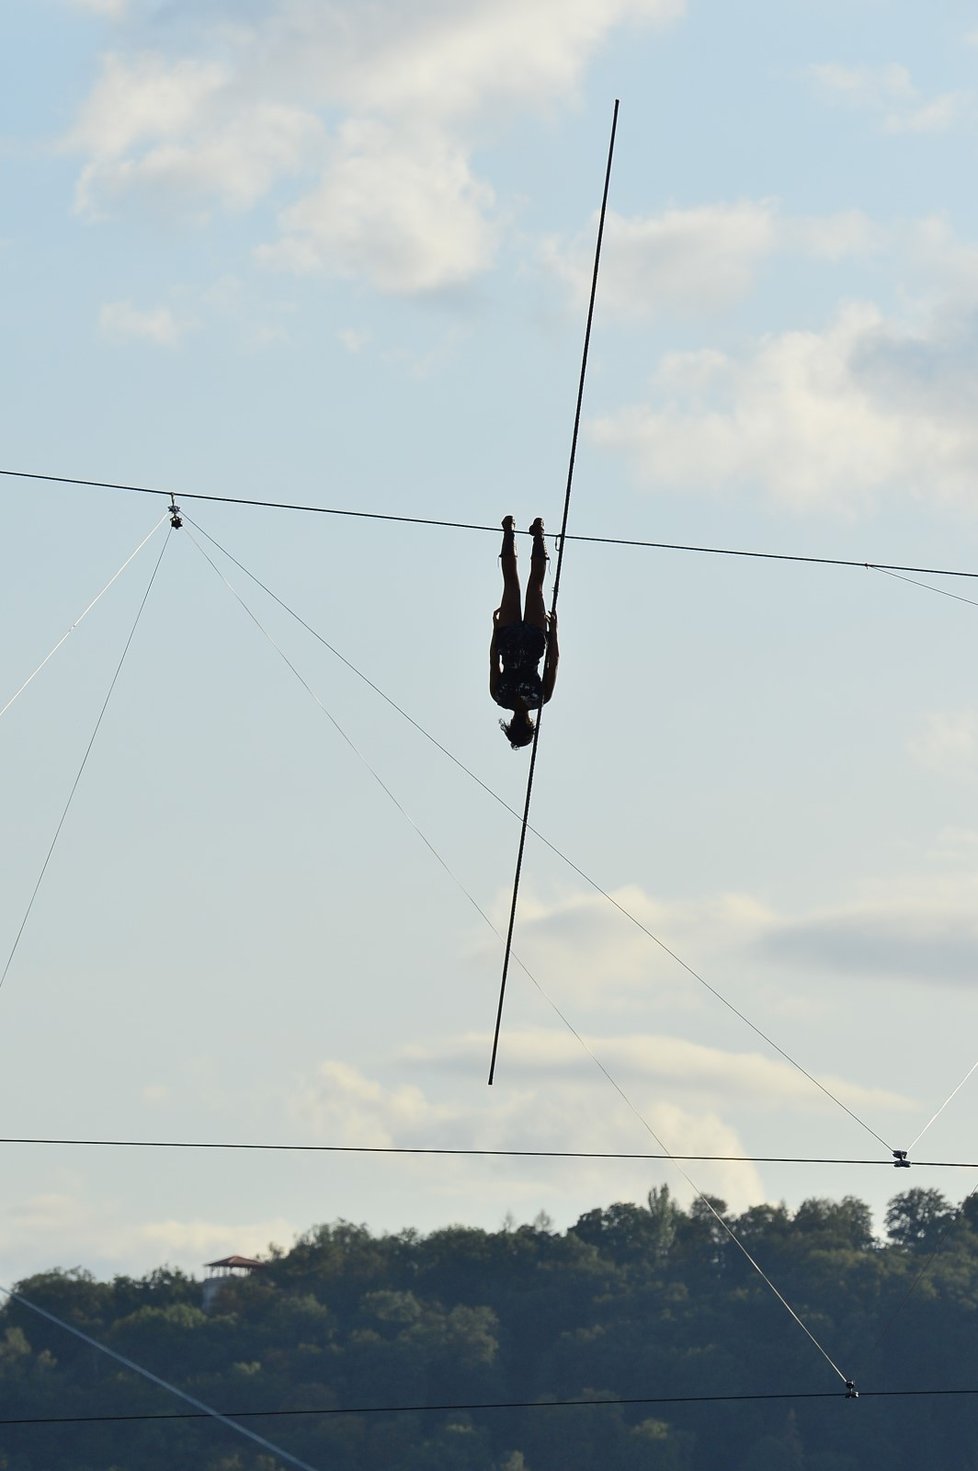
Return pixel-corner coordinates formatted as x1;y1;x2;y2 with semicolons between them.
2;1185;978;1471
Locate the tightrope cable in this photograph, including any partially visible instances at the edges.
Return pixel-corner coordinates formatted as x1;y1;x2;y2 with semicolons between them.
0;515;168;722
13;1386;975;1427
488;98;619;1086
9;467;978;583
5;1135;974;1165
0;1285;323;1471
0;527;170;997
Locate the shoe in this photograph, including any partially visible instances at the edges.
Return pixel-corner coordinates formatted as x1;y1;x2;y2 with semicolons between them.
529;517;544;536
501;515;515;531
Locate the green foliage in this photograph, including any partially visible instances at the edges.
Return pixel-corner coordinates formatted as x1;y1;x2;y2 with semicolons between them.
3;1189;978;1469
885;1188;957;1251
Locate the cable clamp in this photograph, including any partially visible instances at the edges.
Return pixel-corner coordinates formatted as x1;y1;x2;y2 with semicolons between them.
169;498;183;529
845;1380;859;1399
892;1149;910;1168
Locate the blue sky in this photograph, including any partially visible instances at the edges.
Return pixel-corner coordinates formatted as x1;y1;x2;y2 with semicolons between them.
3;0;978;1301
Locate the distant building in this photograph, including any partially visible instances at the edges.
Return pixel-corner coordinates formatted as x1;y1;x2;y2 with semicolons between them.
202;1254;265;1312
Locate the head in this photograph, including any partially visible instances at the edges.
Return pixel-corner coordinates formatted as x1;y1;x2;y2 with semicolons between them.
499;711;535;750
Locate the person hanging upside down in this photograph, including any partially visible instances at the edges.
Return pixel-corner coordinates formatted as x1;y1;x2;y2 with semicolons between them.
490;516;559;749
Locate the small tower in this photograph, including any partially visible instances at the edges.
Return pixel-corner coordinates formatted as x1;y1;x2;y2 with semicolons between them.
202;1254;264;1312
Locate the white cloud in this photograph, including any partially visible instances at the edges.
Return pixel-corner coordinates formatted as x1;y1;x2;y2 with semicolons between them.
338;327;370;354
64;0;685;292
809;62;967;135
290;1059;456;1145
481;882;772;1010
70;52;228;161
287;1055;766;1213
756;877;978;987
258;120;497;292
811;61;916;108
545;202;878;319
782;210;881;261
890;95;964;135
137;1215;295;1260
65;0;127;15
406;1029;911;1117
591;299;978;512
546;203;777;318
97;277;294;351
926;826;978;866
489;870;978;1009
231;0;684;124
72;52;324;215
909;710;978;778
98;300;193;345
906;214;978;302
0;1187;296;1281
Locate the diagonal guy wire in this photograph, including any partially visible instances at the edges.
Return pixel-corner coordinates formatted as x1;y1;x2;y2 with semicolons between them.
0;529;170;997
1;1285;323;1471
185;514;892;1157
0;515;168;721
185;519;851;1389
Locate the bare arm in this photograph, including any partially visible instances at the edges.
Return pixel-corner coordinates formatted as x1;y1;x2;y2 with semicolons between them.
542;611;559;703
489;611;502;698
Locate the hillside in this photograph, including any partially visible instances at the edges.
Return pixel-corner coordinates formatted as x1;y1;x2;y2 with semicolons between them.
3;1185;978;1471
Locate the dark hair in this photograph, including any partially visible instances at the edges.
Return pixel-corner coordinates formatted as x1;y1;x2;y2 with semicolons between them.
499;712;535;749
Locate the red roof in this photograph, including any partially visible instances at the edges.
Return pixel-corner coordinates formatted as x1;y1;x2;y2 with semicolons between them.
204;1255;264;1270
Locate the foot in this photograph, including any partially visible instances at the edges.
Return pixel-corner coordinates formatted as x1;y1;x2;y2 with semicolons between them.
529;517;544;536
501;515;515;532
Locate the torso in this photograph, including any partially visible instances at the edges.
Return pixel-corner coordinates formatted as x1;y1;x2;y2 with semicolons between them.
494;622;546;710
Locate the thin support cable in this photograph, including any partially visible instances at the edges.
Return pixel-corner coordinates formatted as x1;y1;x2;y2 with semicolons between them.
0;531;171;997
184;526;847;1378
870;561;978;1147
183;531;507;944
10;465;978;583
488;98;619;1086
511;954;852;1385
907;1058;978;1155
187;530;614;1094
512;967;851;1387
0;515;168;721
873;565;978;609
0;1286;323;1471
550;875;893;1153
184;516;892;1155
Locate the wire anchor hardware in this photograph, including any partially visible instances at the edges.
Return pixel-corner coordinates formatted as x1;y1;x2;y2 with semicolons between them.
845;1380;859;1399
893;1150;911;1168
169;498;183;529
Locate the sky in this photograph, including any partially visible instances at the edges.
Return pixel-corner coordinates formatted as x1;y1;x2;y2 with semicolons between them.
4;0;978;1339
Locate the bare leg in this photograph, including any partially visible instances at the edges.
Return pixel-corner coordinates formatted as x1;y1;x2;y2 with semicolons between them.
497;516;523;625
523;517;547;630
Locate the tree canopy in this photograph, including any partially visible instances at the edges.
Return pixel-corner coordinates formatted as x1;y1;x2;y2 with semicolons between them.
2;1187;978;1471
